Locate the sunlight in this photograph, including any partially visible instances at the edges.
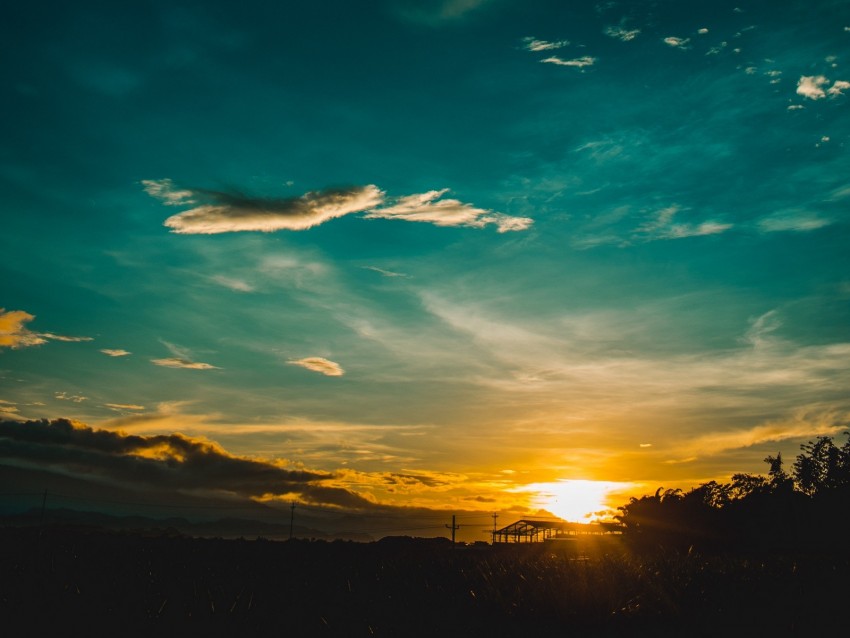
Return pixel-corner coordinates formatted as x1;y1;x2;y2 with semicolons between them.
523;479;633;522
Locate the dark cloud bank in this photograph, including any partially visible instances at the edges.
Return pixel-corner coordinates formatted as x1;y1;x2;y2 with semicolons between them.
0;418;370;510
0;419;498;540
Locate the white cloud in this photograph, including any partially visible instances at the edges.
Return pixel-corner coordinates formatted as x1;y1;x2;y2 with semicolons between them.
522;36;569;51
141;179;195;205
787;104;804;110
541;55;596;68
663;36;691;48
604;26;640;42
151;357;220;370
148;180;530;234
288;357;345;377
698;28;709;35
828;80;850;96
365;189;533;232
0;308;91;349
797;75;829;99
145;180;385;233
100;349;131;357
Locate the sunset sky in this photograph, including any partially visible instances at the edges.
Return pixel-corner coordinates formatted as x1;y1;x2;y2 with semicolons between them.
2;0;849;535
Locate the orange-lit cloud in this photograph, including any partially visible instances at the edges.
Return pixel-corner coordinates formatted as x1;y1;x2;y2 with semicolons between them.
1;308;91;349
151;341;220;370
100;349;131;357
288;356;345;377
151;357;220;370
674;409;849;459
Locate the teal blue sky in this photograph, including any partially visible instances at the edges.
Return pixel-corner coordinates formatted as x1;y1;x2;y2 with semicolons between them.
2;0;849;521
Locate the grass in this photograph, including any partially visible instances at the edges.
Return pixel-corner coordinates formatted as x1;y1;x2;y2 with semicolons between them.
1;527;846;636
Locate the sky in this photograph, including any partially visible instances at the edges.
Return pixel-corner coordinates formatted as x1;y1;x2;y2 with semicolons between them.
1;0;849;537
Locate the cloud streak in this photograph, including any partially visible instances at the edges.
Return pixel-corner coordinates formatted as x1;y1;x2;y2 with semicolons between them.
605;26;640;41
288;357;345;377
146;180;531;234
521;36;569;51
100;349;131;357
365;189;533;232
151;357;220;370
151;341;219;370
541;55;596;68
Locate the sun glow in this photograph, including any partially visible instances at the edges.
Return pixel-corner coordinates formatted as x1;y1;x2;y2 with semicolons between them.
524;479;633;522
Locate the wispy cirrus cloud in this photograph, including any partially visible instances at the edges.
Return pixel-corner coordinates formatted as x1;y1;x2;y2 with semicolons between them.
521;36;569;51
362;266;410;278
288;357;345;377
210;275;255;292
0;309;92;349
674;409;848;459
636;206;732;241
604;26;640;41
757;210;831;233
541;55;596;68
100;349;131;357
393;0;493;25
146;180;531;234
365;188;533;232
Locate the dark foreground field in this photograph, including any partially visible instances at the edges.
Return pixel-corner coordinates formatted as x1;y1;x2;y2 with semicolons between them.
1;527;847;637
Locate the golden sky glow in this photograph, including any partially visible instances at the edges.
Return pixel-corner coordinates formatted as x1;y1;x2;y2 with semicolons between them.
2;0;850;542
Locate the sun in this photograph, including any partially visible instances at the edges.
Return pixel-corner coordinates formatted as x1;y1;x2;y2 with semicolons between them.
524;479;631;522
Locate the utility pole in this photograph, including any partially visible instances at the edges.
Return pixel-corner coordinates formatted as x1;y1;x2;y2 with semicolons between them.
445;514;460;547
289;501;296;540
491;512;499;544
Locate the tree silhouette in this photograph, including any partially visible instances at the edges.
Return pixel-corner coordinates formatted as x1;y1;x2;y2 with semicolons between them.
617;434;850;552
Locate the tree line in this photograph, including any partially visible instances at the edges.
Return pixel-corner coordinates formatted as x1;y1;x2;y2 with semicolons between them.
616;433;850;552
